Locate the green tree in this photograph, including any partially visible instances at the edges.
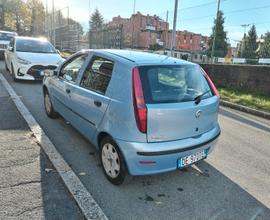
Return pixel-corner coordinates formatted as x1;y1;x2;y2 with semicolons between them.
242;25;257;58
207;11;228;58
3;0;31;34
260;32;270;58
89;9;104;31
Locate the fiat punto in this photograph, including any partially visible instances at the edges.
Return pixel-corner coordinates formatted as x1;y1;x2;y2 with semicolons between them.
43;49;220;185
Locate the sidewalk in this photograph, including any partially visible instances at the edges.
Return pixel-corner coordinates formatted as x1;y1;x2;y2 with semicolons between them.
0;81;84;219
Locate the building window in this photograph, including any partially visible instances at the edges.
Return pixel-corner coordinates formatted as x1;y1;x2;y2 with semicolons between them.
174;53;177;57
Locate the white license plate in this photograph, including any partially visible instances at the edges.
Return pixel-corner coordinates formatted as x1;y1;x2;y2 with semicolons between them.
178;149;207;168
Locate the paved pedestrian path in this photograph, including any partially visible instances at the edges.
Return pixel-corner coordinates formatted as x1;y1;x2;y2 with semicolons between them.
0;80;83;219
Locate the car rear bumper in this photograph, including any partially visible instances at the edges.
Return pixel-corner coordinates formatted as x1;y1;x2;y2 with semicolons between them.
115;125;220;176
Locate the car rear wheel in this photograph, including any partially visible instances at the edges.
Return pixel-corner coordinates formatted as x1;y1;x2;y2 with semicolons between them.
44;90;58;118
100;136;127;185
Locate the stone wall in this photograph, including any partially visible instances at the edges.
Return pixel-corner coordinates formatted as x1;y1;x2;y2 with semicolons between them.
200;64;270;95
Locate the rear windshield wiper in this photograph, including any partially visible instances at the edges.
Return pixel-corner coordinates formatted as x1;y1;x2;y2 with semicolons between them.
194;90;211;105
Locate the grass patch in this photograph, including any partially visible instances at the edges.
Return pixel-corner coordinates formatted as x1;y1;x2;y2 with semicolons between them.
218;87;270;112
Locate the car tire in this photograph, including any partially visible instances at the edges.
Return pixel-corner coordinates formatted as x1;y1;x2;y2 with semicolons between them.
11;64;18;82
5;60;8;71
44;90;58;118
100;136;127;185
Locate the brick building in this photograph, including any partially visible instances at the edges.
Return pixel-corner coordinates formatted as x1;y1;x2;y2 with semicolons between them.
107;12;169;49
167;30;209;51
106;12;209;51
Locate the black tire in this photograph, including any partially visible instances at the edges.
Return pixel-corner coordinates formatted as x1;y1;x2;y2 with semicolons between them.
4;60;8;71
44;90;58;118
100;136;128;185
11;64;18;82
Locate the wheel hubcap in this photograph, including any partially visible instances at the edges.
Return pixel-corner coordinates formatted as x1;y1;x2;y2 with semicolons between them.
45;94;51;114
101;143;120;178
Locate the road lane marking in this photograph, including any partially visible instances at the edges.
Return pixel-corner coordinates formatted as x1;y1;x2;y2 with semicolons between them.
0;73;108;220
220;106;270;130
250;207;264;220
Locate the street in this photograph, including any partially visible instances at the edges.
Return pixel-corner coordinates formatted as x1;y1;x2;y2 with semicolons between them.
1;60;270;219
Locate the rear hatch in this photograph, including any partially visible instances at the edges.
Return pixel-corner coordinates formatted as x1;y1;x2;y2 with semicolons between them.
138;64;219;143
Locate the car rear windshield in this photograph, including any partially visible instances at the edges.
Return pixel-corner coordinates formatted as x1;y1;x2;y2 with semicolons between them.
138;64;213;104
16;39;57;53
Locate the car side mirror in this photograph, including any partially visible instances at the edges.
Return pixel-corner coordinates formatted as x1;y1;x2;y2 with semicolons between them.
8;46;14;52
63;74;72;82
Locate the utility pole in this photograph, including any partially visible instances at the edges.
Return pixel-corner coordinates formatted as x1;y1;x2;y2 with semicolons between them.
165;10;168;50
210;0;221;63
52;0;55;45
131;0;136;49
89;0;91;48
240;24;250;57
170;0;178;55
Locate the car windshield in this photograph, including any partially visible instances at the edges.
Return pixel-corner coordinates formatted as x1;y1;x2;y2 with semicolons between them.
16;39;57;53
0;33;15;41
139;64;213;104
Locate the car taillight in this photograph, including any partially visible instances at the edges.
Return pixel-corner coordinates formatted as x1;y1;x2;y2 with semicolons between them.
201;68;220;98
132;67;147;133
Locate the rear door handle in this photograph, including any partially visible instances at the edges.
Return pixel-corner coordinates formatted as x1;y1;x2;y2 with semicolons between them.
94;100;102;107
66;88;71;94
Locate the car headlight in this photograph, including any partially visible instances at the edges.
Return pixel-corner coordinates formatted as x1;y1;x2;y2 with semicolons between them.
17;56;31;65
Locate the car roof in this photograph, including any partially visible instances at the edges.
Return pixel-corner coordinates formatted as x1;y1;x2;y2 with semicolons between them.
100;49;193;66
14;36;49;42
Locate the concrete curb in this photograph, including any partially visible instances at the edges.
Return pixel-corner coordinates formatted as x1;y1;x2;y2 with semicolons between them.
220;100;270;120
0;74;108;220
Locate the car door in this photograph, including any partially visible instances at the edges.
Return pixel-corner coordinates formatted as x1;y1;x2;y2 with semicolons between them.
50;53;88;123
68;55;115;141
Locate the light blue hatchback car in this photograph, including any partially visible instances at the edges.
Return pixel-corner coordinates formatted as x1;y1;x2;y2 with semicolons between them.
43;49;220;185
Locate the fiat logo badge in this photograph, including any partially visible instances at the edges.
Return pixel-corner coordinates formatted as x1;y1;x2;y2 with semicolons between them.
195;110;202;118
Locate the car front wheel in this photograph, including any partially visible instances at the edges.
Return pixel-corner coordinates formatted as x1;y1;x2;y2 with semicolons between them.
100;136;127;185
11;64;17;81
5;60;8;71
44;90;58;118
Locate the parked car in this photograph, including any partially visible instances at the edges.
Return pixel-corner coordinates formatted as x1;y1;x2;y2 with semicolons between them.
0;30;17;58
4;36;64;81
42;49;221;185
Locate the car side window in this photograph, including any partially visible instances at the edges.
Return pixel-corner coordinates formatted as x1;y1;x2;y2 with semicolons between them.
59;54;87;82
80;56;114;94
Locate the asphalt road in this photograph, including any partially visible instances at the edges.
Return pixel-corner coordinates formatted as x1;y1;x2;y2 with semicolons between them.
1;61;270;220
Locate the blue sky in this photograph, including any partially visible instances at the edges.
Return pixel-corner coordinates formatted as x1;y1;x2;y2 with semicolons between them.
44;0;270;46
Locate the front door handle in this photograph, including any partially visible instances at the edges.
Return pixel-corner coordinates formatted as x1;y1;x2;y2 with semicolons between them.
94;100;102;107
66;88;71;94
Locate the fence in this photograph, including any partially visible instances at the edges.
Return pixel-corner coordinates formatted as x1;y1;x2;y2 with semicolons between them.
89;25;123;49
